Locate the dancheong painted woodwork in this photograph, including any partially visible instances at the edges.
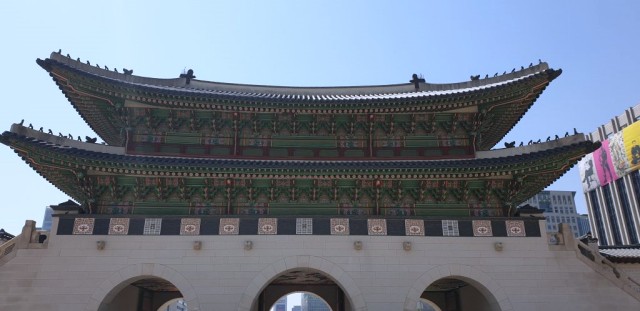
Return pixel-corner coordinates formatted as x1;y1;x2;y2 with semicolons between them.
0;51;597;217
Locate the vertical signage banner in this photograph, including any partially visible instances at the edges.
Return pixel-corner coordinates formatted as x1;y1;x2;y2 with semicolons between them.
609;131;629;176
623;121;640;172
593;140;618;186
579;153;600;192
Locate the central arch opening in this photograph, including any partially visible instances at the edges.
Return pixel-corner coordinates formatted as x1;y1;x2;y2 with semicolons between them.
256;268;349;311
420;277;499;311
270;292;332;311
99;276;185;311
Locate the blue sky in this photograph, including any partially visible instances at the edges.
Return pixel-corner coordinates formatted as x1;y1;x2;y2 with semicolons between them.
1;0;639;238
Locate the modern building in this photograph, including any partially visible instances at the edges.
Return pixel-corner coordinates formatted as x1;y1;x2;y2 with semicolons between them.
578;214;591;237
302;293;330;311
273;297;286;311
518;190;589;237
578;104;640;246
292;306;302;311
166;299;187;311
40;207;53;231
0;51;639;310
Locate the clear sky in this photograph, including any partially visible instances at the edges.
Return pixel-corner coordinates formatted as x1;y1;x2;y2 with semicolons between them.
1;1;639;238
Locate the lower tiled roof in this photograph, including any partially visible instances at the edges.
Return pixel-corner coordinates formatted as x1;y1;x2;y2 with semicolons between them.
600;246;640;263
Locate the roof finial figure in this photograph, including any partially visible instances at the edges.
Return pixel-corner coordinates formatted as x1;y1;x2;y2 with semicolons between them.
86;60;90;65
529;63;533;67
39;127;43;132
77;58;80;62
123;68;133;75
470;75;480;81
539;59;542;64
409;73;425;91
520;66;524;70
114;68;118;73
573;128;578;135
104;65;108;70
58;49;61;54
85;136;97;143
484;74;488;79
180;69;196;85
48;129;52;135
19;119;24;126
28;123;33;129
511;68;515;73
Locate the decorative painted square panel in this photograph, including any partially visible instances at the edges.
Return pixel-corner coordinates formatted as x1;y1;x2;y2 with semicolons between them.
180;218;201;235
73;218;95;235
506;220;526;237
219;218;239;235
330;218;349;235
472;220;493;237
442;220;459;236
405;219;425;236
108;218;130;235
367;219;387;236
296;218;313;235
258;218;278;235
143;218;162;235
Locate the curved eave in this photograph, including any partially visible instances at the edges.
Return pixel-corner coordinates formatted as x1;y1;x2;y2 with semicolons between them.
38;53;560;150
37;58;125;147
477;69;561;150
1;124;597;205
42;51;555;103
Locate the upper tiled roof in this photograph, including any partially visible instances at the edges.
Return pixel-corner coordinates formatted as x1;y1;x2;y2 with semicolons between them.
40;51;556;104
37;51;560;150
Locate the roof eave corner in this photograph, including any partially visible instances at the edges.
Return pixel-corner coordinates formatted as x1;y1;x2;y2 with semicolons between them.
548;68;562;81
36;58;52;71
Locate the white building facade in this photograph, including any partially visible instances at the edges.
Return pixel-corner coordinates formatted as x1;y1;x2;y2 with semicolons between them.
578;104;640;246
519;190;589;237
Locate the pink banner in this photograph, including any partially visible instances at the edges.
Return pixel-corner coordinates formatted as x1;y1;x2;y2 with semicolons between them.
593;140;618;186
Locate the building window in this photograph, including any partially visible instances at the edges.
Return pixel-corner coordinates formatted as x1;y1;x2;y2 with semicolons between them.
616;178;639;244
589;191;608;245
603;185;623;245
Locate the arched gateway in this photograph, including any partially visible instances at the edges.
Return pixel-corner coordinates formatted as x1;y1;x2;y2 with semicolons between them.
404;264;511;311
87;263;201;311
239;255;366;311
0;51;618;311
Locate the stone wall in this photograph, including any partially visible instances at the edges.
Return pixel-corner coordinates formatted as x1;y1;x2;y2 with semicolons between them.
0;218;638;311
